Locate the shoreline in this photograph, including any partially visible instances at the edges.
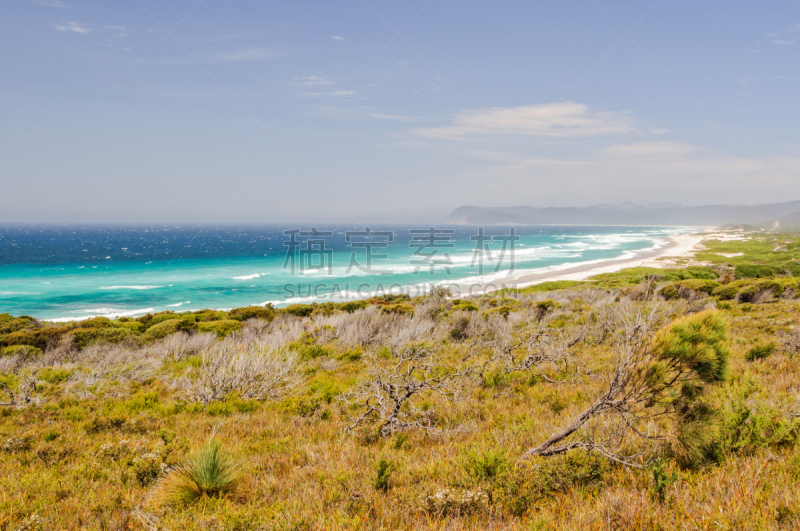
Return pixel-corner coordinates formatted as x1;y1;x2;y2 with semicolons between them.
448;232;710;296
37;230;720;322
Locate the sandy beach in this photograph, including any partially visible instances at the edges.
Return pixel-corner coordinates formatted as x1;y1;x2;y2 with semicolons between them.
450;232;713;296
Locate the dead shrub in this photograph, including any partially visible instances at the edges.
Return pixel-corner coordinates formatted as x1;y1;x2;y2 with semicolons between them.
179;342;302;404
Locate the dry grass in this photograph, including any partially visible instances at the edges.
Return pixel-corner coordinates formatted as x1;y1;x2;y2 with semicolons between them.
0;288;799;529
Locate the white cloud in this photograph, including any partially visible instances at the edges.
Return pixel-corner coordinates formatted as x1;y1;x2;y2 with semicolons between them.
413;102;638;141
52;21;90;34
369;112;416;122
462;141;800;206
772;39;796;45
297;75;335;86
602;141;699;157
331;35;347;41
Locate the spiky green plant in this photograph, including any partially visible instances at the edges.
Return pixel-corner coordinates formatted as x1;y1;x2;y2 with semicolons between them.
155;441;240;505
373;458;395;492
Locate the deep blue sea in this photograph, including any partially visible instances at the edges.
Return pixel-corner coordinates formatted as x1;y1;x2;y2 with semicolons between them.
0;225;692;321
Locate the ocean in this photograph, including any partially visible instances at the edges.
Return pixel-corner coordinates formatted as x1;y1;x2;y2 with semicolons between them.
0;224;692;321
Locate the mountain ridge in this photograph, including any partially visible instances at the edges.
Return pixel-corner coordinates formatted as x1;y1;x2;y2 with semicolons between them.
445;201;800;227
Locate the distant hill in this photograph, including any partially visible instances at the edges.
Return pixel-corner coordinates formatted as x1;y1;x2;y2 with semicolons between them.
445;201;800;227
763;210;800;230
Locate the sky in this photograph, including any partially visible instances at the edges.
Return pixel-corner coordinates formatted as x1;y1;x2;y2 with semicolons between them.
1;0;799;224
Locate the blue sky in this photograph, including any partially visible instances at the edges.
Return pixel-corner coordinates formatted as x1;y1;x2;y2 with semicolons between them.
1;0;799;224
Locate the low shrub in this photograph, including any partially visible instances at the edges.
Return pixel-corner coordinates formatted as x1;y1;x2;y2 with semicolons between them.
496;452;609;517
0;345;42;358
228;305;275;322
450;302;478;312
712;285;739;300
373;458;395;492
154;441;240;505
339;300;370;313
142;319;183;342
660;284;680;300
536;299;561;312
181;343;302;404
745;342;777;361
735;265;775;279
336;346;362;362
450;314;470;341
295;343;332;360
663;280;721;299
38;367;71;384
282;304;315;318
736;285;760;303
196;320;242;337
483;305;513;318
381;303;415;316
463;448;510;482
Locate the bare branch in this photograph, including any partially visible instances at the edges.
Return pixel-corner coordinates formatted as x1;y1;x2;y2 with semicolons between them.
342;345;470;437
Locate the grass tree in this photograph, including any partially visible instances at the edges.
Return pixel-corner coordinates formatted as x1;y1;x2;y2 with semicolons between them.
154;441;241;505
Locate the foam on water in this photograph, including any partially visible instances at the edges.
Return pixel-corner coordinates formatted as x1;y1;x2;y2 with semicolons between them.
0;224;695;320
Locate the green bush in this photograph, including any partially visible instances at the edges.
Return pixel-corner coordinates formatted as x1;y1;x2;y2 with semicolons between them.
154;441;240;505
38;367;71;383
679;279;721;294
4;328;61;351
228;306;275;322
339;300;370;313
381;303;415;316
451;302;478;312
736;285;760;303
282;304;315;318
142;319;183;342
745;342;776;362
196;320;242;337
373;458;395;492
295;344;332;360
143;312;180;329
712;285;739;300
380;294;410;303
536;300;561;312
483;305;513;318
663;280;721;300
660;284;681;300
0;344;42;358
73;326;140;349
515;280;588;294
715;398;800;459
735;265;775;279
192;311;227;322
756;278;799;296
337;346;363;362
119;321;144;333
663;267;720;281
650;458;678;502
464;448;510;482
497;452;609;516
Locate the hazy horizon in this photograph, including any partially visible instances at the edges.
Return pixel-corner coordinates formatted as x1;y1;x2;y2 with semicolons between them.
2;1;799;225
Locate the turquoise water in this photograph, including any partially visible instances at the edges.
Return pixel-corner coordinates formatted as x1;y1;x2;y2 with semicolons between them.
0;225;691;321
